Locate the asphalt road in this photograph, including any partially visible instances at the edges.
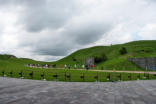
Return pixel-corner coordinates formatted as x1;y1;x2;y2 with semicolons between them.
0;77;156;104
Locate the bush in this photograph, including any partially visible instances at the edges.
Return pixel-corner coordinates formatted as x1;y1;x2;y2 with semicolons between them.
94;53;107;63
72;57;77;61
119;47;127;55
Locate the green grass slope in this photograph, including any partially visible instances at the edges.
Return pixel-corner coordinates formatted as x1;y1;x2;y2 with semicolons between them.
0;40;156;71
55;40;156;70
0;54;52;71
0;40;156;82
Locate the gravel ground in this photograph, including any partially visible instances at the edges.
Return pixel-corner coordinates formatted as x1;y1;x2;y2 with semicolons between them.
0;77;156;104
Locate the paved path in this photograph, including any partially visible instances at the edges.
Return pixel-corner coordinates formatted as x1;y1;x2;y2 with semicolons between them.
26;65;156;74
26;66;156;74
0;77;156;104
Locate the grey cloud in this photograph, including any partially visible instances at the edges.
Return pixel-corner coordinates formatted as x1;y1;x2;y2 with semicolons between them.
0;0;44;6
0;0;156;61
67;23;111;45
32;39;73;56
13;0;112;56
33;45;71;56
29;23;111;56
21;19;112;56
0;0;77;32
20;0;77;32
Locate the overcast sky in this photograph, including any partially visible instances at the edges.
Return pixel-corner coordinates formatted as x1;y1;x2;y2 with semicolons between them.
0;0;156;61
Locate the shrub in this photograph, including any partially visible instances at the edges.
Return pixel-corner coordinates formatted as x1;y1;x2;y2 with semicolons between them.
119;47;127;55
94;53;107;63
72;57;77;61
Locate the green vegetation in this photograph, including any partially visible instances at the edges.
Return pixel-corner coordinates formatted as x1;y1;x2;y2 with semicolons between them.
119;47;127;55
0;40;156;82
94;53;107;64
56;40;156;70
1;40;156;71
0;68;156;82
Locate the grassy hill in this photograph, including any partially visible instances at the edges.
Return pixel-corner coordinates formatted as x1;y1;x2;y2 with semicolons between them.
0;40;156;82
0;54;51;70
0;40;156;71
55;40;156;70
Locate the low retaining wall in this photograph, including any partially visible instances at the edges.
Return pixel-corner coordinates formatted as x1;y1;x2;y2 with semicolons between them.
128;57;156;70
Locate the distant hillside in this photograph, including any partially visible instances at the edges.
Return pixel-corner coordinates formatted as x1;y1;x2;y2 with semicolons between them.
55;40;156;70
0;54;51;70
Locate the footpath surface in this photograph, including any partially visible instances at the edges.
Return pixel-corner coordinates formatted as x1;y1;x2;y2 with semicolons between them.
0;77;156;104
26;66;156;74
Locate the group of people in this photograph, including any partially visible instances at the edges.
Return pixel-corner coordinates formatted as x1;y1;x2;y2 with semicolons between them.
25;63;94;70
64;64;94;70
64;64;85;69
25;64;51;68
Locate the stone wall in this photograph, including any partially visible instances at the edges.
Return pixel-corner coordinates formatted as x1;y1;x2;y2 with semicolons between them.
128;57;156;70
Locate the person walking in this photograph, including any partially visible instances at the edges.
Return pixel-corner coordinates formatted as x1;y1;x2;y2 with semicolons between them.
82;64;85;69
74;64;77;69
64;64;67;69
77;64;80;69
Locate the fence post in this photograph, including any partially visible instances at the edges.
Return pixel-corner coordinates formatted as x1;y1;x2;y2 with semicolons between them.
64;72;66;81
29;71;33;79
66;73;71;81
97;72;99;82
53;73;58;81
94;72;99;82
128;74;131;80
80;73;85;82
19;71;23;78
56;73;58;80
107;73;110;81
10;71;13;77
83;73;85;82
2;70;5;77
113;68;116;82
147;73;150;79
41;72;45;80
118;73;122;81
137;73;141;80
69;73;71;81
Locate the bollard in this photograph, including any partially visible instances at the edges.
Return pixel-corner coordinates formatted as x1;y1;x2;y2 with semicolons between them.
64;72;66;81
10;71;13;77
147;73;150;79
94;73;99;82
153;74;156;77
66;73;71;81
53;73;58;80
128;74;132;80
107;73;111;81
19;71;23;78
144;72;146;78
80;73;85;81
2;70;5;77
29;71;33;79
137;74;141;80
117;74;122;81
144;73;150;79
41;73;45;79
